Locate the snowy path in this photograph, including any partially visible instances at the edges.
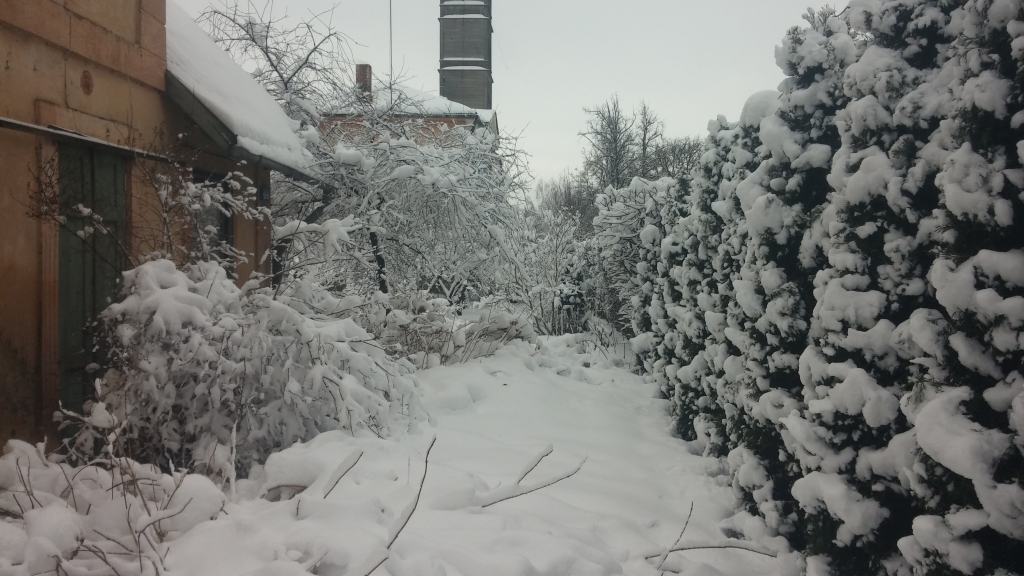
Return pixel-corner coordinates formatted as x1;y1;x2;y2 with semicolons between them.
167;337;783;576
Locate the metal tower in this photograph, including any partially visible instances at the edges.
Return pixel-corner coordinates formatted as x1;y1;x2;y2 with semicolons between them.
439;0;492;110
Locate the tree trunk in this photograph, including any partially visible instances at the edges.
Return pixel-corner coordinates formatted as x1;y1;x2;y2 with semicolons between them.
369;230;388;294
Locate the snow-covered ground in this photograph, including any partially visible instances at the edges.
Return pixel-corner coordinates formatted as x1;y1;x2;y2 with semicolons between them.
166;336;784;576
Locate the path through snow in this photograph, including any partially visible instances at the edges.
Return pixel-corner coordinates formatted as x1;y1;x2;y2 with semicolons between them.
167;336;787;576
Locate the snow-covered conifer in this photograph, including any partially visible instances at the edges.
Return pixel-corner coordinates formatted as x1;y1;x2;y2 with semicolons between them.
777;2;966;573
726;9;854;514
595;178;674;365
660;112;763;455
896;1;1024;573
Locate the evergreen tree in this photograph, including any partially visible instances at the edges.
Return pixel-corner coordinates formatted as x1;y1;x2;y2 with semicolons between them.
898;0;1024;573
779;2;964;574
626;178;675;374
645;185;687;390
663;111;764;454
721;7;859;556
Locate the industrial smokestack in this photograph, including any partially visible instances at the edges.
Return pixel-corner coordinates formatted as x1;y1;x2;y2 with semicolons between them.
438;0;493;110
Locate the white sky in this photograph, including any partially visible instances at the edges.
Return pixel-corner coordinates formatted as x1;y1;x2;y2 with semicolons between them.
172;0;838;182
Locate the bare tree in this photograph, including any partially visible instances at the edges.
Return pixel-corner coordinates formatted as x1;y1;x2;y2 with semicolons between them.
652;136;705;183
545;98;703;239
537;170;599;238
198;1;355;124
634;102;664;180
580;96;637;191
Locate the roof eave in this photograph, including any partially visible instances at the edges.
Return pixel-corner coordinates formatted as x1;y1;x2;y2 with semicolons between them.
165;70;321;185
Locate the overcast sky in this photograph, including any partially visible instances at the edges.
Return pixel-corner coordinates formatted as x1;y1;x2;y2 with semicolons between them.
173;0;838;182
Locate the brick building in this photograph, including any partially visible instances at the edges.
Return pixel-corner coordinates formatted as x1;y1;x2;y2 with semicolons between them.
324;63;497;147
0;0;311;446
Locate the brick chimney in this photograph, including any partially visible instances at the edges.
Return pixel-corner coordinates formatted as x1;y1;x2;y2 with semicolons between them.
355;63;372;96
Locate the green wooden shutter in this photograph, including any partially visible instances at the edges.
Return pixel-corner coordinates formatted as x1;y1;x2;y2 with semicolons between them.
58;144;126;414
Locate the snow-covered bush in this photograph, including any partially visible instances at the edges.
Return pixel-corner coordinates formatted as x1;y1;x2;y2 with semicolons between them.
370;292;536;369
593;177;675;342
663;99;776;458
640;178;689;398
598;178;675;336
272;124;522;303
0;439;226;576
501;209;590;335
778;2;963;574
200;2;536;362
69;258;422;473
573;237;623;333
625;179;673;372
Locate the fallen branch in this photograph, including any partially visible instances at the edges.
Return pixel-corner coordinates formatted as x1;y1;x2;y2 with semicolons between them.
387;436;435;547
323;449;364;498
654;502;694;573
644;538;778;560
476;446;587;508
361;436;437;576
515;444;552;485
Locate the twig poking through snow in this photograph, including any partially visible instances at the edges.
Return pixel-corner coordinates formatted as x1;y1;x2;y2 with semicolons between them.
654;501;694;572
362;436;436;576
323;449;364;498
477;448;587;508
515;443;553;485
387;436;435;547
644;538;778;560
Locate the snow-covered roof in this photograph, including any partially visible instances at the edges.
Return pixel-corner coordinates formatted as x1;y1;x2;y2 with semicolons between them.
165;0;312;174
334;83;492;121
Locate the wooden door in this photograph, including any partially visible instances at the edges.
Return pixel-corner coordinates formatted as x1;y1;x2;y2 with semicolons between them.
58;144;126;414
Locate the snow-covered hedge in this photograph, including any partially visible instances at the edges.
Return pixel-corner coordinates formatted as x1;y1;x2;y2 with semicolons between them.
635;1;1024;573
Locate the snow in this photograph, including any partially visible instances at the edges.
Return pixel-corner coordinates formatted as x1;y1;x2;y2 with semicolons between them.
739;91;780;128
961;70;1013;119
790;472;889;546
334;83;491;118
153;336;793;576
165;1;312;172
24;505;84;558
806;364;900;428
935;144;1013;227
158;475;227;535
915;387;1012;482
899;514;986;575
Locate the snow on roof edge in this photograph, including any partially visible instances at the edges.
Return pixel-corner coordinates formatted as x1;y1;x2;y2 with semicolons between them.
331;84;494;125
165;0;313;174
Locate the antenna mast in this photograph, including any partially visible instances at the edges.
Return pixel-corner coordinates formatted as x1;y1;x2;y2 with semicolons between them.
389;0;394;106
